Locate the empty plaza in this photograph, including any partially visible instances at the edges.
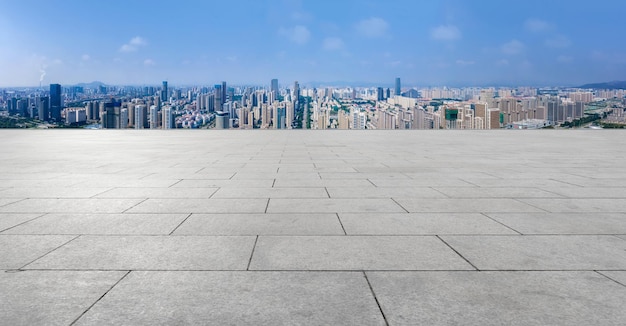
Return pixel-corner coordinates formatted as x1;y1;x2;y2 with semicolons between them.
1;130;625;325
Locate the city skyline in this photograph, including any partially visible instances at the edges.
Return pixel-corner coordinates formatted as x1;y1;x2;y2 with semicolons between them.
1;0;625;87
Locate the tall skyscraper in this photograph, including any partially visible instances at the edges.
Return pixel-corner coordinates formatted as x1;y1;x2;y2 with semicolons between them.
49;84;62;121
161;81;168;102
395;78;401;96
214;85;223;111
221;81;227;104
149;105;159;129
377;87;384;101
293;81;300;100
37;96;49;121
135;105;147;129
162;107;173;129
271;79;279;95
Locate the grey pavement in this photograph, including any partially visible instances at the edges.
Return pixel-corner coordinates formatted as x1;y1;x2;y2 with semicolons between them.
1;130;626;325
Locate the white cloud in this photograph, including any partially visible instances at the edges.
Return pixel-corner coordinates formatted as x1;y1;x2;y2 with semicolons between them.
524;19;551;32
143;59;155;66
496;59;509;66
545;35;571;48
501;40;524;55
290;11;313;22
323;37;344;51
557;55;573;63
430;25;461;41
119;36;148;52
456;59;475;66
81;54;90;61
279;25;310;45
355;17;389;38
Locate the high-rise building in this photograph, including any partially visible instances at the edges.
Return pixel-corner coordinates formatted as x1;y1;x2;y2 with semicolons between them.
271;79;279;95
162;106;173;129
49;84;62;121
102;100;119;129
395;78;401;96
214;85;223;112
150;105;159;129
293;81;300;101
161;81;168;102
377;87;384;101
120;108;129;129
37;96;49;121
215;111;229;129
135;105;147;129
221;81;227;104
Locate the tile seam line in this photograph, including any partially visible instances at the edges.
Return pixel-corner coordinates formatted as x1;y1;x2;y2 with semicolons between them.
390;198;410;213
18;235;81;270
120;198;150;213
167;179;183;188
362;271;390;326
436;235;480;271
246;235;260;271
69;270;132;326
479;212;524;235
510;198;551;213
168;213;194;235
0;212;47;233
595;271;626;288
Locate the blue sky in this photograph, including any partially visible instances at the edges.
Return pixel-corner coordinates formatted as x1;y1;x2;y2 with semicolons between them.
1;0;625;87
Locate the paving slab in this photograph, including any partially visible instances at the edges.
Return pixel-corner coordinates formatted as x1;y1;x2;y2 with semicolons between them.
367;271;626;326
441;235;626;270
394;198;544;213
0;235;75;269
211;187;328;198
0;198;145;214
459;178;580;188
94;187;218;199
0;187;111;198
327;187;446;198
249;236;473;270
0;213;43;232
0;271;127;326
486;213;626;234
433;187;563;198
369;178;475;187
26;235;255;270
540;187;626;198
74;271;385;325
173;179;274;188
519;198;626;213
273;178;375;188
126;198;268;214
173;213;344;235
3;213;189;235
70;179;180;188
339;213;518;235
266;198;405;213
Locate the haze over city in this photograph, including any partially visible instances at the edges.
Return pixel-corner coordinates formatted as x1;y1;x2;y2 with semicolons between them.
2;0;626;87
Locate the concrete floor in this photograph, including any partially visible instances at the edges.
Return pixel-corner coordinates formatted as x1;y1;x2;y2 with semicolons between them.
0;130;625;325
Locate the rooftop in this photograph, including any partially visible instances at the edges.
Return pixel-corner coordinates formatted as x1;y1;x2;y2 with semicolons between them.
1;130;625;325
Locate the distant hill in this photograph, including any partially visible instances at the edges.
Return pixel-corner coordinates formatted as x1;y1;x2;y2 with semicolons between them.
74;81;106;88
578;81;626;90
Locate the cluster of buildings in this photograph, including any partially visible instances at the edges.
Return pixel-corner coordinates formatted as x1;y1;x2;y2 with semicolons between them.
1;78;624;130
